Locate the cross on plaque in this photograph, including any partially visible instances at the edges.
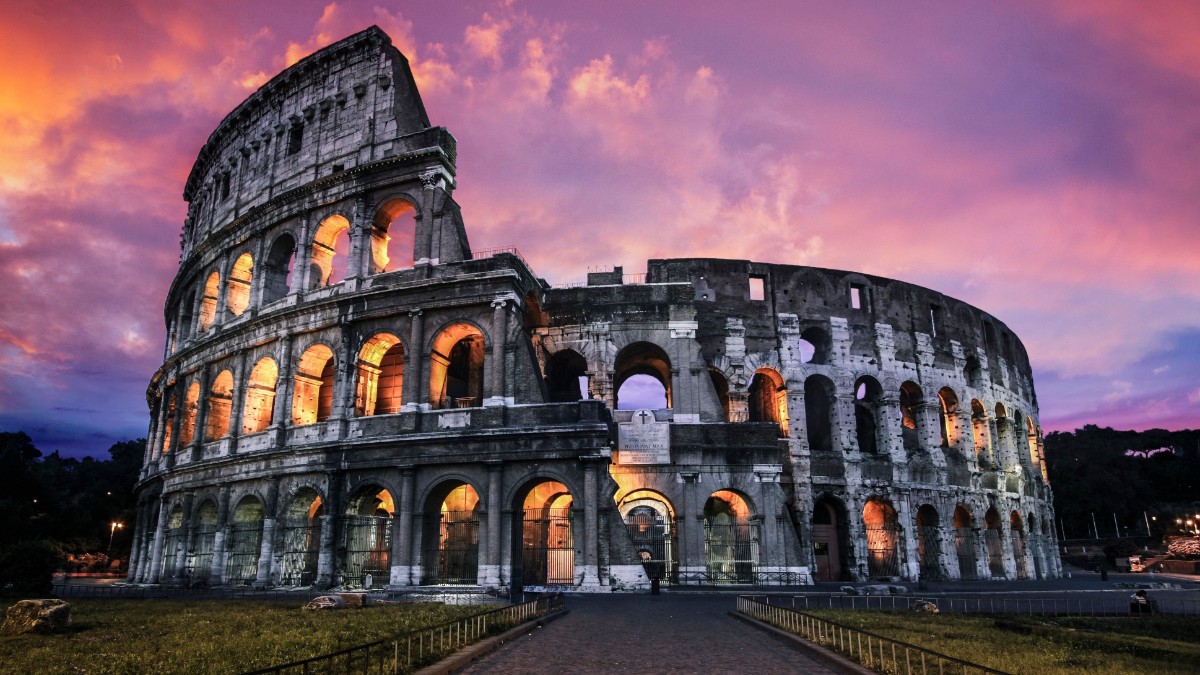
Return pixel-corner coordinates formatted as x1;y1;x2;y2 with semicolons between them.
637;410;653;423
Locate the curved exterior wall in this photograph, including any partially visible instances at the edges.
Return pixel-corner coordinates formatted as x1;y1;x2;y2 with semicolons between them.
129;26;1060;591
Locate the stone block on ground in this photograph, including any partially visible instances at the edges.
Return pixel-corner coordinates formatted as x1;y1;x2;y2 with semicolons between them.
2;599;72;635
304;595;346;611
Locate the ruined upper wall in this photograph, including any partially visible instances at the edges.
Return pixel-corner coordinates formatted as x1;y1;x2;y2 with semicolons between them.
179;26;451;257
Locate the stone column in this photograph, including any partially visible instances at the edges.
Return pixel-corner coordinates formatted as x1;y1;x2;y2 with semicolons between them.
164;383;184;470
679;472;704;579
147;494;171;584
295;216;315;292
209;487;232;586
148;391;169;466
333;327;354;437
190;369;211;463
249;234;267;309
414;175;437;265
272;336;294;445
756;468;779;573
390;466;415;587
402;310;425;410
254;478;280;588
172;493;195;583
581;456;601;585
482;461;503;586
315;472;342;588
227;349;249;453
487;299;508;405
126;500;147;582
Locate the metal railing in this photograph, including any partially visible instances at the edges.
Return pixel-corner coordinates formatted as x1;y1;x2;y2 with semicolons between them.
737;596;1006;674
245;593;564;674
671;570;811;586
753;593;1200;617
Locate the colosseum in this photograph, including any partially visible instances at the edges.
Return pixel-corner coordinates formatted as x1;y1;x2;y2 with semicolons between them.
127;26;1061;592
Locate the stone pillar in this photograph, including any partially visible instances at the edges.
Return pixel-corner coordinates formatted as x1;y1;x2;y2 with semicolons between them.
227;349;249;453
190;369;211;463
254;478;280;588
172;493;195;583
126;500;147;582
249;234;267;309
414;176;436;265
149;390;170;466
164;382;185;470
315;472;342;588
333;327;354;438
833;394;856;453
581;456;601;585
487;299;508;405
402;310;425;410
295;216;316;292
147;495;171;584
390;466;415;587
209;487;232;586
756;468;779;573
482;461;503;586
679;472;704;578
272;336;294;445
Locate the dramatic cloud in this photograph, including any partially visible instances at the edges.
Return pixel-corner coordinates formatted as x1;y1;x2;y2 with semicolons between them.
0;0;1197;457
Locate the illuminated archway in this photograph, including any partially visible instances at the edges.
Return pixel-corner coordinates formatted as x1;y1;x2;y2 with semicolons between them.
278;489;323;587
863;499;900;578
310;215;351;287
342;486;394;588
704;490;757;583
292;344;335;425
421;482;480;584
515;480;574;586
226;253;254;317
355;333;405;416
749;368;788;437
429;323;485;409
971;399;991;467
241;358;278;434
619;490;677;583
180;381;201;447
204;370;234;442
199;270;220;331
371;198;417;273
938;387;960;448
225;496;263;585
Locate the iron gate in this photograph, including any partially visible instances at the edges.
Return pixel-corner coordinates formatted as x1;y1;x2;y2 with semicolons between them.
189;524;217;581
917;525;943;580
160;529;182;579
424;510;479;584
984;528;1006;577
623;508;674;582
277;517;322;587
704;518;757;583
343;514;391;588
1011;530;1029;580
955;527;979;579
864;524;900;578
224;522;262;585
522;508;574;585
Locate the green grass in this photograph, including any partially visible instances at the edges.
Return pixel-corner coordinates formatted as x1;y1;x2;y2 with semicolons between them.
801;609;1200;674
0;599;487;674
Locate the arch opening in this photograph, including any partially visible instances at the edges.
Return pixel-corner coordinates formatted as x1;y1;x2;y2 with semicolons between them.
703;490;757;584
342;487;393;588
226;253;254;317
619;491;677;584
812;497;847;581
421;482;480;585
863;499;900;578
804;376;835;452
371;198;417;272
242;358;278;434
614;342;672;410
953;504;979;580
984;508;1005;578
854;376;883;454
545;349;588;402
310;215;351;287
749;368;789;437
187;500;219;581
900;381;923;451
292;345;335;425
278;489;323;587
430;323;485;409
262;233;296;304
199;270;221;331
916;504;943;580
204;370;234;442
938;387;960;449
225;496;263;586
355;333;405;416
515;480;574;586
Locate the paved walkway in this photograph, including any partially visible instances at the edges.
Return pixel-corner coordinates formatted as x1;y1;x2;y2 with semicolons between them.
459;593;840;674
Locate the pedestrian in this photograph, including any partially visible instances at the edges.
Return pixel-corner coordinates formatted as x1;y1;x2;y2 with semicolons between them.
1129;589;1152;616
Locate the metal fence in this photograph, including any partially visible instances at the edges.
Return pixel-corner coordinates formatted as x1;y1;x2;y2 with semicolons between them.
751;592;1200;617
244;593;564;674
737;596;1006;675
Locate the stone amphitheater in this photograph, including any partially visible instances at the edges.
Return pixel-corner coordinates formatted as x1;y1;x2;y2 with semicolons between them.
127;26;1061;591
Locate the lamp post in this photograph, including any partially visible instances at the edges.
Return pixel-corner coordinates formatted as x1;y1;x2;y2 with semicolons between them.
108;521;124;551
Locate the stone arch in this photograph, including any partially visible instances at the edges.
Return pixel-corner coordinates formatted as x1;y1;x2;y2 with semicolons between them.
189;499;220;582
226;495;264;585
355;333;405;416
938;387;961;449
429;321;487;409
1010;510;1029;580
241;357;278;434
292;343;336;425
178;287;197;343
618;489;678;583
226;252;254;317
342;484;394;588
262;232;296;304
310;214;351;287
984;507;1005;577
899;381;924;451
812;495;849;581
614;341;672;410
512;478;575;586
180;380;201;447
204;370;235;441
804;375;836;452
278;486;324;587
915;504;943;580
863;498;900;578
952;504;979;580
854;375;884;454
370;196;418;273
749;368;788;437
994;402;1012;467
420;480;482;585
970;399;992;467
704;489;757;584
545;348;588;402
159;384;178;458
800;326;832;365
199;269;221;331
160;504;186;580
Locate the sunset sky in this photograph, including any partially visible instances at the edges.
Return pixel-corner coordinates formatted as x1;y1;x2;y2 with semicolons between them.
1;0;1198;459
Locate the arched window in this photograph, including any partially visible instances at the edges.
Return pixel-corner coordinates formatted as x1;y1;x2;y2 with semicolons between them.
310;215;351;287
899;381;923;451
189;500;219;580
938;387;960;449
178;289;196;342
159;386;177;458
204;370;234;441
371;198;417;273
854;376;883;454
804;375;835;452
708;369;731;421
355;333;404;416
430;323;485;409
994;402;1011;466
915;504;942;580
863;499;900;578
800;326;832;364
226;253;254;317
262;233;296;304
614;342;671;410
545;349;588;402
242;358;278;434
180;381;201;447
292;344;335;425
953;505;978;580
199;270;220;331
516;480;574;585
749;368;788;437
984;508;1005;577
1010;511;1028;580
970;399;991;467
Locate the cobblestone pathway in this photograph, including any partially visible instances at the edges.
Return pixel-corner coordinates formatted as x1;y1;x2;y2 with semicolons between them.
459;593;840;674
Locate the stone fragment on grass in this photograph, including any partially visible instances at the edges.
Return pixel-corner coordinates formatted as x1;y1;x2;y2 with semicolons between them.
2;599;72;635
910;600;939;613
304;595;346;611
339;593;366;609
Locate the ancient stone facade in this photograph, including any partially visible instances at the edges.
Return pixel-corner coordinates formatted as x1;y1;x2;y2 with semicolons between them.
129;27;1061;591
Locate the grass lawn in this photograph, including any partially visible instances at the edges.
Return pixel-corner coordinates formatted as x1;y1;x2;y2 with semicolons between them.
0;598;487;674
806;609;1200;674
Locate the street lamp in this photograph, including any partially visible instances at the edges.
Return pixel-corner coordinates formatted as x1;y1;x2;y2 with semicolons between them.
108;521;124;551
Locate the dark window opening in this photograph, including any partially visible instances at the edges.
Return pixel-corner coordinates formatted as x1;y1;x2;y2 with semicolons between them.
288;125;303;156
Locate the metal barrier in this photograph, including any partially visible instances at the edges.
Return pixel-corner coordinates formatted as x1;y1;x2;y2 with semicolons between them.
245;593;564;674
737;596;1006;675
755;592;1200;617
